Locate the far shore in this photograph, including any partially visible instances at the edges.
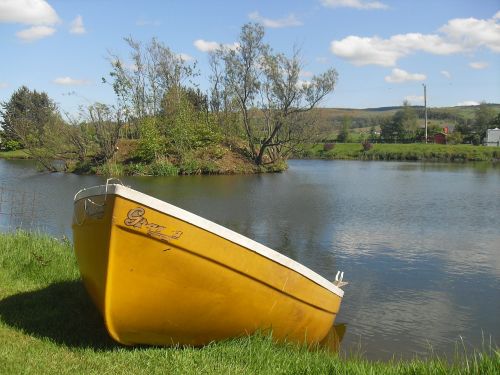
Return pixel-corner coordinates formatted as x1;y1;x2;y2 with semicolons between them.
1;143;498;177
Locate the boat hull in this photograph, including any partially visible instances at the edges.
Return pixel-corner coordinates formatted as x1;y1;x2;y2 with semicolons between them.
73;185;343;346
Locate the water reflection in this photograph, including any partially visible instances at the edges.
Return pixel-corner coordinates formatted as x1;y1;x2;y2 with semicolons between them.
0;158;499;360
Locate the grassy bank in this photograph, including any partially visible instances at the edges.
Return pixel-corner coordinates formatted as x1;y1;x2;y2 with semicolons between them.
298;143;500;162
0;149;30;159
0;231;498;374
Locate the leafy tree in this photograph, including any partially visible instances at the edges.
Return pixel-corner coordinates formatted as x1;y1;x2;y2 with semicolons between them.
394;101;418;139
380;116;404;142
474;102;497;141
136;117;165;162
164;91;221;155
0;86;58;145
215;23;338;165
380;102;418;142
337;116;351;142
106;37;197;127
491;113;500;128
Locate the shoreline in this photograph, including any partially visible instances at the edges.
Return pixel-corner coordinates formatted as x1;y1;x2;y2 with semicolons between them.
296;143;500;163
1;143;498;177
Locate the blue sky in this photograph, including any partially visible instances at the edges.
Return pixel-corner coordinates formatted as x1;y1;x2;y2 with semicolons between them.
0;0;499;115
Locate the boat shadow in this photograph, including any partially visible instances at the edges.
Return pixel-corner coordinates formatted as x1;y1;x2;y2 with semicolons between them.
0;280;119;350
0;280;348;352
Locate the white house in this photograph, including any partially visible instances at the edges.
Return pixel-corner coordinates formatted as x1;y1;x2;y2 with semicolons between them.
485;128;500;146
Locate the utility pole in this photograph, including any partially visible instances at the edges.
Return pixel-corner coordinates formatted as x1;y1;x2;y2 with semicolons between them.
423;83;428;143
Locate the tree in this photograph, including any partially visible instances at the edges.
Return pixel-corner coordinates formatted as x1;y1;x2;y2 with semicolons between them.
337;116;351;142
215;23;338;165
85;103;124;164
106;37;197;126
257;49;337;164
474;102;496;141
394;101;417;140
380;102;418;143
217;23;266;160
380;116;404;143
0;86;58;145
491;113;500;128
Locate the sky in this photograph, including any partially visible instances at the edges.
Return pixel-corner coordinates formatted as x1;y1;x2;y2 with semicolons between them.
0;0;499;115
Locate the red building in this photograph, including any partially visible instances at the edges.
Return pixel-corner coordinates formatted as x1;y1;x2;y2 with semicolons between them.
433;132;447;144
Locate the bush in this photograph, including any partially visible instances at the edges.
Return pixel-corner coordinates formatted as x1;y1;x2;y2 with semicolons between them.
136;118;166;162
96;161;124;177
2;139;22;151
447;131;464;145
361;140;373;151
149;159;179;176
126;163;150;176
323;143;335;151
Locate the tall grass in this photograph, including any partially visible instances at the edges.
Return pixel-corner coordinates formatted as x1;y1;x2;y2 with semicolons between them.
0;231;498;374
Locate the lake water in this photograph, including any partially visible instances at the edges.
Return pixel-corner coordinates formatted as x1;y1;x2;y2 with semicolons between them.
1;158;499;359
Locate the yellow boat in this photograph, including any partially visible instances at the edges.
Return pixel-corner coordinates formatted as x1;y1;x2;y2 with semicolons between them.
72;183;346;346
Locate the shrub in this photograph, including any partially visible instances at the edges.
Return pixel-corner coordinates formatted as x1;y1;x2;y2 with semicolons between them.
126;163;150;176
96;161;124;177
361;140;373;151
2;139;22;151
136;118;166;162
323;143;335;151
447;131;464;145
149;159;179;176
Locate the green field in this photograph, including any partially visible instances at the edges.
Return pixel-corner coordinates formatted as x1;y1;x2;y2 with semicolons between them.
0;231;498;374
298;143;500;162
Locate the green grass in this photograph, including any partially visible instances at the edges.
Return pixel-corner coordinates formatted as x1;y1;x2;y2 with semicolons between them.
298;143;500;162
0;231;498;374
0;149;30;159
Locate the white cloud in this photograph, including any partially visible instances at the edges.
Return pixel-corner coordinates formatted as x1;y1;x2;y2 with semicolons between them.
0;0;60;41
404;95;424;104
331;33;462;67
440;70;451;79
194;39;238;53
53;77;90;86
320;0;388;10
439;15;500;53
177;53;194;62
331;36;402;66
194;39;219;52
16;25;56;42
70;15;85;34
330;12;500;66
0;0;59;25
248;11;302;28
456;101;480;106
469;61;489;69
300;70;314;78
385;68;426;83
0;82;8;89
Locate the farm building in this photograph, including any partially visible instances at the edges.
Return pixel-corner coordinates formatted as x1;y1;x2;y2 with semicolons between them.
485;128;500;146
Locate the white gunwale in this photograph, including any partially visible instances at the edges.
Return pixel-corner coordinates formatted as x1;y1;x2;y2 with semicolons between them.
74;184;344;298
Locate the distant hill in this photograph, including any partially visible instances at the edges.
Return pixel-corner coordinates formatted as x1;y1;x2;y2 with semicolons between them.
312;104;500;136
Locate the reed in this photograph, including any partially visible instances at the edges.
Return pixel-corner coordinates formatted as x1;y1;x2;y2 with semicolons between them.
0;231;498;374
